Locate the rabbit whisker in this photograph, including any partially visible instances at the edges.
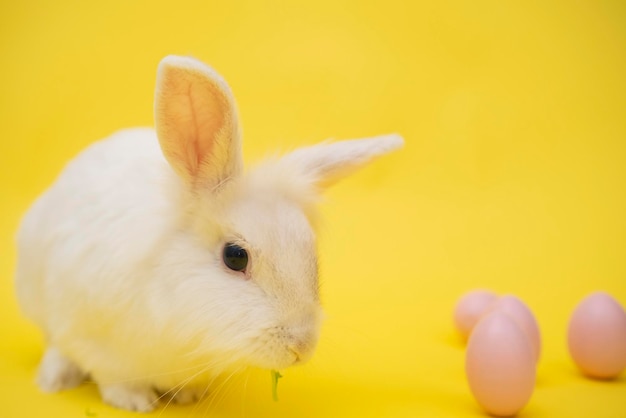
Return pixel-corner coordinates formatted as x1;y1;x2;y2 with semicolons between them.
200;366;243;417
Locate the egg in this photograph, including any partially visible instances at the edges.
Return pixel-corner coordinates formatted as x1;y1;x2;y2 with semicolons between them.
454;290;498;340
568;292;626;379
466;311;535;417
487;295;542;362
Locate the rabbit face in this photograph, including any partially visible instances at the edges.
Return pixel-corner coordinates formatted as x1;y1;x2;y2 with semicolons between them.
220;186;322;369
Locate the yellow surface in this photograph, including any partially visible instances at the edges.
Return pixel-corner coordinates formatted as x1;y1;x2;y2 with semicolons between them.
1;1;625;417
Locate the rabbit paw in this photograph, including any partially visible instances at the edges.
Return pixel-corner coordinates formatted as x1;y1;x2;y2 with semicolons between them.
37;347;87;392
99;383;158;412
160;386;205;405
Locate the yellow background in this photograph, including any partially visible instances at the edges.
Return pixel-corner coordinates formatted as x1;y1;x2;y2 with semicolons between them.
1;1;625;417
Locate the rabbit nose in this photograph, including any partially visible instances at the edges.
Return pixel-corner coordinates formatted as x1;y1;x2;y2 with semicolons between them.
285;322;320;363
288;346;302;363
287;335;316;364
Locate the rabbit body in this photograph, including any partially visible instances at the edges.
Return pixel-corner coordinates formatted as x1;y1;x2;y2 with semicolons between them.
18;129;212;396
15;55;403;412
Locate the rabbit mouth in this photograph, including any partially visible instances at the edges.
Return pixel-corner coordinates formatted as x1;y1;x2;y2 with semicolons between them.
265;343;312;369
288;345;306;364
249;325;320;370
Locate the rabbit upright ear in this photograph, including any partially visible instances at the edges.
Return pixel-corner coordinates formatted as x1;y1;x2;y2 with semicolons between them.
155;55;242;188
282;134;404;188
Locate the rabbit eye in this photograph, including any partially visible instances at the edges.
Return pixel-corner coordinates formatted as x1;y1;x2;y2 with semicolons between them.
223;243;248;272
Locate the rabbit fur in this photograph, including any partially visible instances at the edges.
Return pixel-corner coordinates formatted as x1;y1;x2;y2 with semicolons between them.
15;55;403;412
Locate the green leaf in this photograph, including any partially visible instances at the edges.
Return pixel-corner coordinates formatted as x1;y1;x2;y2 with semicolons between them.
271;370;283;402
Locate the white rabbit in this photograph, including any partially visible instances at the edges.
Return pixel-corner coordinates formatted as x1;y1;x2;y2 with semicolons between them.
15;55;403;412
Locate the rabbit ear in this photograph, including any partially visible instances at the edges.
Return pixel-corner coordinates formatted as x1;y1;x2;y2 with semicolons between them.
282;134;404;188
155;55;242;188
